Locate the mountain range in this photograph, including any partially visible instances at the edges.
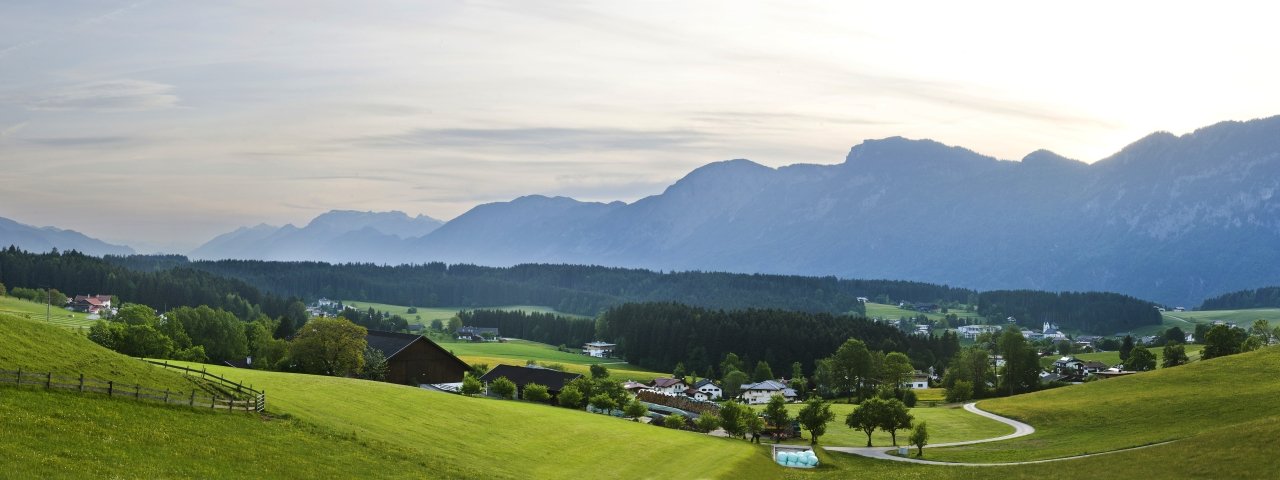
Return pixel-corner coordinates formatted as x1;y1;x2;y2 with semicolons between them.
5;116;1278;307
187;210;443;263
0;216;134;257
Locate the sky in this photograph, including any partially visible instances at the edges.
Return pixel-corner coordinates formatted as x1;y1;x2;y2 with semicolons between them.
1;0;1279;252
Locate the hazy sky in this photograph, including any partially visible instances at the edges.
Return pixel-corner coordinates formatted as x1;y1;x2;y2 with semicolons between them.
2;0;1278;251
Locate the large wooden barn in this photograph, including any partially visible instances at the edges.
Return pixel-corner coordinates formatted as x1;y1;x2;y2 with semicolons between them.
366;331;470;385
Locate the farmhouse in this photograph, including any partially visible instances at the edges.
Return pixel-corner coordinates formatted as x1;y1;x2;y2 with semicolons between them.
689;378;722;400
1052;356;1109;381
456;326;500;342
582;341;616;358
649;377;688;395
956;324;1001;339
70;294;113;314
739;380;797;405
366;330;470;385
479;364;583;399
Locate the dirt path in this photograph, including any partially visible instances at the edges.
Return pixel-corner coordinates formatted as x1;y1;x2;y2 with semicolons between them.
824;402;1173;466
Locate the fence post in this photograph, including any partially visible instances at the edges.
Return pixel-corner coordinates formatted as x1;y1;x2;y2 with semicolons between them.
79;374;84;392
135;384;141;399
164;389;170;403
211;395;217;409
46;372;51;388
16;367;21;385
190;390;196;407
108;380;114;397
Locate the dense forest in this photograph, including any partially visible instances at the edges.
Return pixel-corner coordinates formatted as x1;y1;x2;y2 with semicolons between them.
1199;287;1280;310
597;302;960;376
458;309;597;348
977;290;1160;333
109;255;986;316
0;248;309;337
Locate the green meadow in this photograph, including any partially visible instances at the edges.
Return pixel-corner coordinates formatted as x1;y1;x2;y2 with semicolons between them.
5;310;1280;479
782;402;1013;448
862;302;984;323
340;300;586;325
0;295;95;330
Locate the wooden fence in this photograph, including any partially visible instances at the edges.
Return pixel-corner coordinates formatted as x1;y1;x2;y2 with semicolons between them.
0;368;265;413
140;359;264;404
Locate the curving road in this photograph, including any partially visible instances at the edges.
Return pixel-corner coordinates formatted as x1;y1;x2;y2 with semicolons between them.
824;403;1172;466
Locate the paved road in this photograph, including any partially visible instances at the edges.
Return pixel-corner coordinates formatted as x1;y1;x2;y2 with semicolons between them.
824;403;1172;466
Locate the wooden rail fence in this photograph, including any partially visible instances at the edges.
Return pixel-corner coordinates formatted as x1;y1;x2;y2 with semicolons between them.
140;359;264;407
0;368;265;413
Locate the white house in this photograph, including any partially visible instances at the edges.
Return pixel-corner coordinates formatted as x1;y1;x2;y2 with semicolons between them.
689;378;722;400
906;373;929;390
582;341;616;358
956;324;1001;339
649;377;688;395
739;380;797;405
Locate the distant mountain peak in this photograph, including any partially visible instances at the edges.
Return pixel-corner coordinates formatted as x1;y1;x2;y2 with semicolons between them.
1020;149;1085;168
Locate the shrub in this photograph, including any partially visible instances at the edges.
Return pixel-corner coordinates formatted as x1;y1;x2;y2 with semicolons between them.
663;415;687;429
557;385;583;408
461;373;483;395
589;393;617;413
695;414;721;433
523;383;550;402
903;390;918;408
490;376;517;399
945;380;973;403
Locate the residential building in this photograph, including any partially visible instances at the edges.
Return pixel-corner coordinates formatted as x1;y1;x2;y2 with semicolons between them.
582;341;616;358
456;326;500;342
689;378;722;400
649;377;688;395
366;330;471;385
739;380;797;405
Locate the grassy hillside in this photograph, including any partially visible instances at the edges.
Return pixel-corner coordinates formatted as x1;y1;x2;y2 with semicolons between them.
782;403;1012;448
927;345;1280;463
173;362;773;479
0;296;95;329
0;388;430;479
1037;344;1205;369
443;338;661;380
0;313;205;394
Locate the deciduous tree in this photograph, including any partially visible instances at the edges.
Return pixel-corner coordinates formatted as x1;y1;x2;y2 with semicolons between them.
288;317;367;376
1161;344;1189;368
797;398;834;445
846;397;889;447
490;376;517;399
1123;347;1156;371
909;422;929;457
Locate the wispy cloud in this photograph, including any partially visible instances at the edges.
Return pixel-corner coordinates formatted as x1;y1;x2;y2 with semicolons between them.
19;79;178;111
352;127;713;151
24;136;134;147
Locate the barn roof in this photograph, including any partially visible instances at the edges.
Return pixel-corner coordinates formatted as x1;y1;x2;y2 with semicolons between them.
478;364;583;392
365;330;470;369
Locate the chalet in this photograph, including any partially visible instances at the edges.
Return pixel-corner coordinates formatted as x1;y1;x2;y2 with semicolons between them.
739;380;797;405
478;364;583;398
689;378;722;400
456;326;500;342
582;341;616;358
649;377;688;395
70;294;113;314
1051;356;1108;380
622;380;650;393
366;330;470;385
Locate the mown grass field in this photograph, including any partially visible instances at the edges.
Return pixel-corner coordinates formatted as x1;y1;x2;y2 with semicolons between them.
341;300;586;325
1123;308;1280;337
925;345;1280;463
0;295;95;330
1037;344;1205;369
781;403;1013;448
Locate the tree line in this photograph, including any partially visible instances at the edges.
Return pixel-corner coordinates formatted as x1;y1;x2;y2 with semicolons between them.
597;302;959;379
1198;286;1280;310
978;290;1161;333
0;248;311;338
108;255;993;316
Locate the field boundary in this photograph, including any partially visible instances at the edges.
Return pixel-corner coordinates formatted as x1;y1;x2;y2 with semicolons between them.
0;367;264;413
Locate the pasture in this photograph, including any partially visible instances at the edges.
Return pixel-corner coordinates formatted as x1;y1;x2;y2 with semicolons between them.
1037;344;1205;369
340;300;586;325
782;402;1013;448
0;295;95;330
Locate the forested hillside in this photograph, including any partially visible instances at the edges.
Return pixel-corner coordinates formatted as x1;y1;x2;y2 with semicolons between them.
977;290;1160;333
1199;287;1280;310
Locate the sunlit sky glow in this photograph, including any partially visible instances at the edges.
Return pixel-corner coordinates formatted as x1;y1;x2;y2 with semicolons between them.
1;0;1278;251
